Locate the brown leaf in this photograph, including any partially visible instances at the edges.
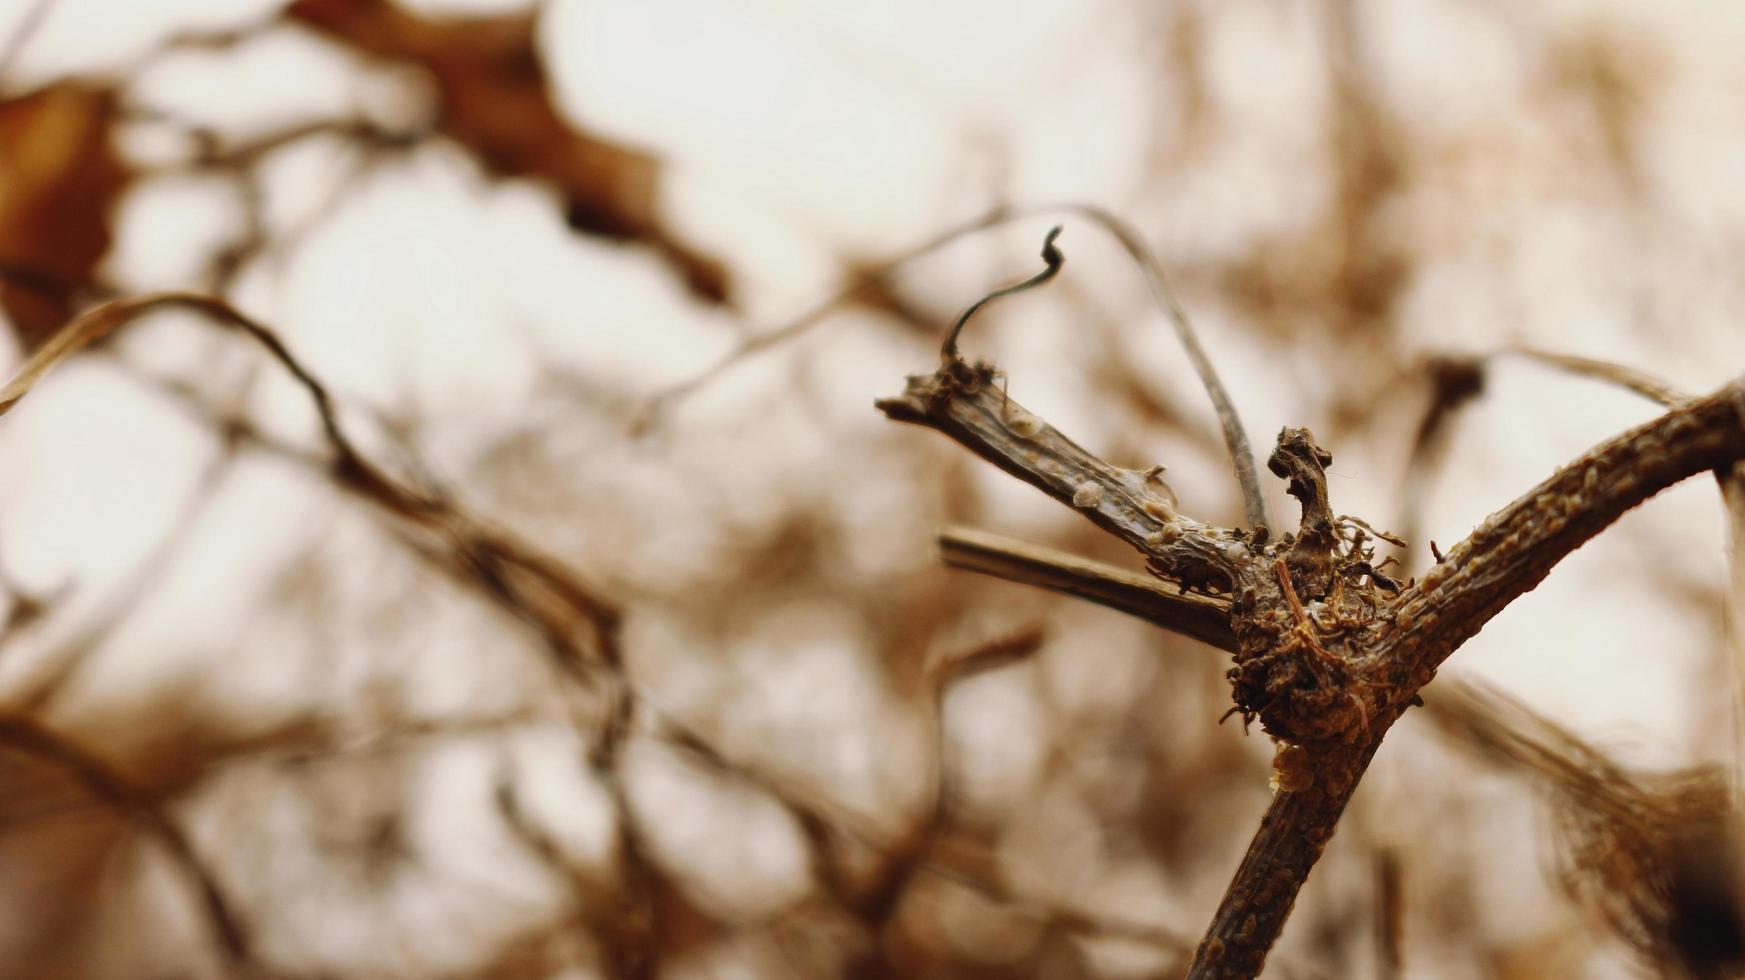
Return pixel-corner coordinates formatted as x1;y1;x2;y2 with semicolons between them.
286;0;729;303
0;84;129;351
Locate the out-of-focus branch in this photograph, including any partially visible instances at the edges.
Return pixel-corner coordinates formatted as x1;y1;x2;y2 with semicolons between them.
0;0;56;86
0;291;657;971
0;715;257;973
1375;848;1403;980
658;706;1200;962
30;294;1196;977
1423;677;1742;977
1;292;621;675
1506;347;1691;406
639;204;1030;431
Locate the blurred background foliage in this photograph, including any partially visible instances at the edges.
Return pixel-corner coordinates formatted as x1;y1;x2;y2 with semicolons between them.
0;0;1744;977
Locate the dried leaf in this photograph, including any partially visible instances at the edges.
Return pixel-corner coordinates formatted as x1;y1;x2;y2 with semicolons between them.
0;83;129;351
285;0;729;303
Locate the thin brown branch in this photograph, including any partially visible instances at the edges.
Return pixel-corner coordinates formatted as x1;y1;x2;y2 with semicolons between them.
3;292;658;972
1506;346;1691;406
4;293;621;675
877;360;1249;596
639;204;1028;430
649;204;1271;538
1061;203;1269;535
1374;848;1403;980
939;225;1063;361
493;760;660;978
937;525;1236;652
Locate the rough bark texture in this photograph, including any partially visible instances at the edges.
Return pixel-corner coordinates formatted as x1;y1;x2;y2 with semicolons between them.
881;354;1745;978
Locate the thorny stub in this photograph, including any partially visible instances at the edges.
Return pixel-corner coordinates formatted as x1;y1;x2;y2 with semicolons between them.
1224;428;1405;746
877;358;1413;746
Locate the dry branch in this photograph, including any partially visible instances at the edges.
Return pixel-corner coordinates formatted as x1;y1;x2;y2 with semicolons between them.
647;204;1271;535
877;234;1745;976
1424;678;1742;977
0;293;621;673
938;525;1236;652
1;290;1222;976
938;511;1745;978
0;291;658;971
1377;378;1745;679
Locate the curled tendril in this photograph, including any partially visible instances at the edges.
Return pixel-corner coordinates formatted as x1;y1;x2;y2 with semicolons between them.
940;225;1064;362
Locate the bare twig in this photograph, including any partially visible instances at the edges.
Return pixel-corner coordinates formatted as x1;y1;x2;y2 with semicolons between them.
649;205;1271;538
1061;203;1269;536
1375;848;1403;980
879;289;1745;974
939;225;1063;361
639;204;1027;428
937;525;1236;652
1505;346;1691;407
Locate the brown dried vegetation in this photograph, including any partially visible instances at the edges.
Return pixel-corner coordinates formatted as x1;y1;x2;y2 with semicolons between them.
1;2;1743;979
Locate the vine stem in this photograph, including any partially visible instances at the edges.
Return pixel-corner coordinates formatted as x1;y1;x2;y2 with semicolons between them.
882;341;1745;975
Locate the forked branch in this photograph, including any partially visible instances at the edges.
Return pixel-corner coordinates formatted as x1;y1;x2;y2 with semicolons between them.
878;229;1745;977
